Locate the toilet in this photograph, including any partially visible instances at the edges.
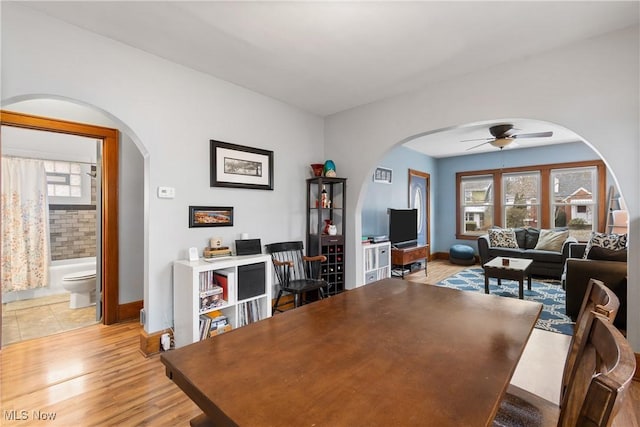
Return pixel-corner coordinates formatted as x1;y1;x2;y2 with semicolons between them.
62;270;97;309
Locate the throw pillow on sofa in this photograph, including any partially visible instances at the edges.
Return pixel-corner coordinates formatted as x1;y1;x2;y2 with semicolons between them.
534;229;569;252
488;228;519;248
586;246;628;262
583;232;627;259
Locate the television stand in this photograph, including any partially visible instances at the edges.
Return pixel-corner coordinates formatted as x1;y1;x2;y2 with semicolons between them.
391;244;428;278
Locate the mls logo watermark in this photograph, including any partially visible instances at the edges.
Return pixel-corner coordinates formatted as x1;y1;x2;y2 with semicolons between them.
4;410;57;421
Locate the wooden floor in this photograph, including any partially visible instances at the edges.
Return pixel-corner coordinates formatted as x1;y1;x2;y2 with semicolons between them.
1;260;637;426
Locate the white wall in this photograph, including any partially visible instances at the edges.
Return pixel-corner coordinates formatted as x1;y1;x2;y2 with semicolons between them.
1;4;325;332
326;26;640;350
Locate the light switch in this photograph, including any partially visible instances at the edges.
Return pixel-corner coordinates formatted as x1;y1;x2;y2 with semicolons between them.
157;186;175;199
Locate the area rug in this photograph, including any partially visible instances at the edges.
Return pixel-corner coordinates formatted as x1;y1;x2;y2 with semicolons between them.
437;267;574;336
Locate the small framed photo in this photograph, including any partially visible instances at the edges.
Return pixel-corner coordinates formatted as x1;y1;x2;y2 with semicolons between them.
189;206;234;228
373;167;393;184
210;140;274;190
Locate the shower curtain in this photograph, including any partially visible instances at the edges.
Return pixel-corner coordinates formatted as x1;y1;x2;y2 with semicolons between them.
1;157;50;293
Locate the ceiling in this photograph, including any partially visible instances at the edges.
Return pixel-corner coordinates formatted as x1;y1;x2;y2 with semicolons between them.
17;1;639;157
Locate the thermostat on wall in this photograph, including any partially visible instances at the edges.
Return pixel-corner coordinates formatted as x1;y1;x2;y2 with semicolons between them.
157;186;175;199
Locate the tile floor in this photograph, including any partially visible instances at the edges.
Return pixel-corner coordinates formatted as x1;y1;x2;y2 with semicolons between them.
2;294;98;346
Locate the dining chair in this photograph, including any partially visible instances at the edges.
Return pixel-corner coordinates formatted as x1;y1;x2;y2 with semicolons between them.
493;313;636;427
503;279;620;413
559;279;619;405
494;278;621;426
266;241;331;314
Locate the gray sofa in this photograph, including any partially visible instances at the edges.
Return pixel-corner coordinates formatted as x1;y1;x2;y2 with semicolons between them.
477;227;576;279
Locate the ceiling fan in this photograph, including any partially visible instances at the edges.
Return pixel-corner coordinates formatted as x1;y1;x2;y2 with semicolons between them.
463;124;553;150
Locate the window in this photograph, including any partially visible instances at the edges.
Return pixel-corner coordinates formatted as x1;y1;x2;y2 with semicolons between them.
502;171;540;229
44;160;93;205
459;175;494;235
550;166;598;241
456;160;605;240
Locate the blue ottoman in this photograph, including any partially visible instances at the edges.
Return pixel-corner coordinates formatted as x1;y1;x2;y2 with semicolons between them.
450;244;476;266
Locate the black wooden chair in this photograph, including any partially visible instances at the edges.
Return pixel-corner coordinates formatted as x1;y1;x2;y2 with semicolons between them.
266;241;331;314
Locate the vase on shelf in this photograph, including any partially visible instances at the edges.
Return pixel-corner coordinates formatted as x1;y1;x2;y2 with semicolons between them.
323;160;336;177
323;219;332;234
310;163;324;177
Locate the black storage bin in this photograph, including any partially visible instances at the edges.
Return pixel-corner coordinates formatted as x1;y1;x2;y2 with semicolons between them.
237;262;266;300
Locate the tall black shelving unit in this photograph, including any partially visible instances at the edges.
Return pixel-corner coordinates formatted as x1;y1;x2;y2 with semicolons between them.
306;177;347;295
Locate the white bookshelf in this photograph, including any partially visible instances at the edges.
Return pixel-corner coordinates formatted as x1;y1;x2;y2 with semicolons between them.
173;254;272;348
360;241;391;287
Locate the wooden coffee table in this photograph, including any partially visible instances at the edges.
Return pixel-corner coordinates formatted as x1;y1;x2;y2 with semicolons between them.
483;256;533;299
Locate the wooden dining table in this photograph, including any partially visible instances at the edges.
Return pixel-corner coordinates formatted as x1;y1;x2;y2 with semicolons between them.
161;278;542;427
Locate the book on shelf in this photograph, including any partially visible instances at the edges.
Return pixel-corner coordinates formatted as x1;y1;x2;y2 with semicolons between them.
200;310;232;340
199;314;212;340
238;299;263;327
213;272;230;301
199;270;235;304
199;285;225;312
209;324;233;338
203;246;232;258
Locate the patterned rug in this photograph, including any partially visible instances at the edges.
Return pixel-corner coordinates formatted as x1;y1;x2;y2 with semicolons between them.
437;267;574;336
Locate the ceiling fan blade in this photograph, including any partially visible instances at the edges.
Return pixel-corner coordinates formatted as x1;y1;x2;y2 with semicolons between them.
512;131;553;139
460;137;493;143
466;140;493;151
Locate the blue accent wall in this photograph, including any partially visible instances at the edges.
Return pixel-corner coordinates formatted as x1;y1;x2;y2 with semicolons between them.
362;141;601;254
361;146;436;239
435;141;600;253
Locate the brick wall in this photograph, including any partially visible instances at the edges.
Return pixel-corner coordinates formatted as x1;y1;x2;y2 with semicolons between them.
49;208;97;260
48;170;97;261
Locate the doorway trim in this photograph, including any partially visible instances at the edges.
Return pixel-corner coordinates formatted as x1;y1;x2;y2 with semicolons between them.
1;110;119;325
408;169;431;258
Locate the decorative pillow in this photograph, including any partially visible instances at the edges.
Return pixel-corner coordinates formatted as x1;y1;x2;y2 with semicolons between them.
513;228;527;248
586;246;627;262
583;232;628;259
524;228;540;249
533;229;569;252
488;229;519;249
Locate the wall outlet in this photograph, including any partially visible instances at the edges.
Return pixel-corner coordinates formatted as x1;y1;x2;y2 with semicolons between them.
161;333;171;351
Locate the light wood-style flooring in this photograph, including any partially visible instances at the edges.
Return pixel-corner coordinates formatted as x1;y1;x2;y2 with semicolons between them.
1;260;637;426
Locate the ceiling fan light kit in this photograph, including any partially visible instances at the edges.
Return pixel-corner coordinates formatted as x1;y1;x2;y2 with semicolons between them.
490;138;512;148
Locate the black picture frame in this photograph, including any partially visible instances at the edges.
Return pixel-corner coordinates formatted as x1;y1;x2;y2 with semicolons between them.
189;206;234;228
210;140;274;190
373;167;393;184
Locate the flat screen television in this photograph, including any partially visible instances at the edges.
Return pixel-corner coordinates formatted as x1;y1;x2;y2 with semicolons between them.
389;208;418;248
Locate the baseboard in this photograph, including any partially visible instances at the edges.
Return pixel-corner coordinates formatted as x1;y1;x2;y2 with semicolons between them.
431;251;449;261
118;300;143;322
139;328;173;357
432;251;479;263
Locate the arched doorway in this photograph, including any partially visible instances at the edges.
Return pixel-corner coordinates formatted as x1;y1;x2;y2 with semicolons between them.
0;110;119;331
1;97;147;348
357;118;629;328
